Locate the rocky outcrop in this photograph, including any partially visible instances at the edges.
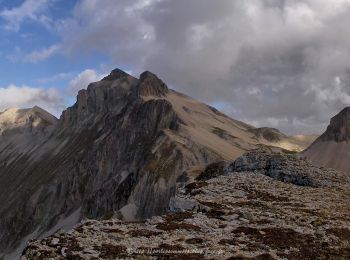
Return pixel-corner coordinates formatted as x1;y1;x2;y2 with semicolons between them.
229;149;317;187
22;150;350;259
137;71;169;97
197;149;344;188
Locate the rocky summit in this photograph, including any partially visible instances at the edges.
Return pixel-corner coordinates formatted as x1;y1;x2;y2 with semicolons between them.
22;149;350;259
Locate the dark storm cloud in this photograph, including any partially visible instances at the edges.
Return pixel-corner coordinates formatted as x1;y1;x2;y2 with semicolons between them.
58;0;350;134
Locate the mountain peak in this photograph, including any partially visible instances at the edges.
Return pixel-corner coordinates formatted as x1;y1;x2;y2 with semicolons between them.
336;107;350;119
61;69;171;127
140;70;158;81
102;68;130;81
319;107;350;142
137;71;169;97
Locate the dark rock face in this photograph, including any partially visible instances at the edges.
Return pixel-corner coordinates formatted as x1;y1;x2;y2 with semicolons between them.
61;73;139;128
318;107;350;142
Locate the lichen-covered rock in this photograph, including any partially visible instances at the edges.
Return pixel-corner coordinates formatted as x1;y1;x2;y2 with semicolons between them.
228;149;340;187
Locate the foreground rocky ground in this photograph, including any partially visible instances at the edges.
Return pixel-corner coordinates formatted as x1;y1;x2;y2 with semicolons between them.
22;150;350;259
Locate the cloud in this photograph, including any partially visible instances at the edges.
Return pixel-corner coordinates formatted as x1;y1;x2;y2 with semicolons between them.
57;0;155;67
0;68;109;117
53;0;350;134
24;44;61;63
37;72;73;83
7;44;61;64
0;0;54;31
0;85;64;116
68;69;107;95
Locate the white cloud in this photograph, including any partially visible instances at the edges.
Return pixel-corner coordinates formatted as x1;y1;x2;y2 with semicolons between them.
0;68;118;117
0;0;53;31
0;85;64;116
24;44;61;63
53;0;350;134
4;0;350;133
68;69;107;95
7;44;61;64
57;0;155;66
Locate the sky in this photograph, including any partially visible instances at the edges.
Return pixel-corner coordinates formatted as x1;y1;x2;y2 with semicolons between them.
1;0;350;134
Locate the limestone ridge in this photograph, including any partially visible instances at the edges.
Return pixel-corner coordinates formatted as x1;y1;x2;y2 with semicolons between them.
0;106;57;137
318;107;350;142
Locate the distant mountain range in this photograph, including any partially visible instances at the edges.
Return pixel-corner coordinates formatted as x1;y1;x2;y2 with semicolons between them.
0;69;342;259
